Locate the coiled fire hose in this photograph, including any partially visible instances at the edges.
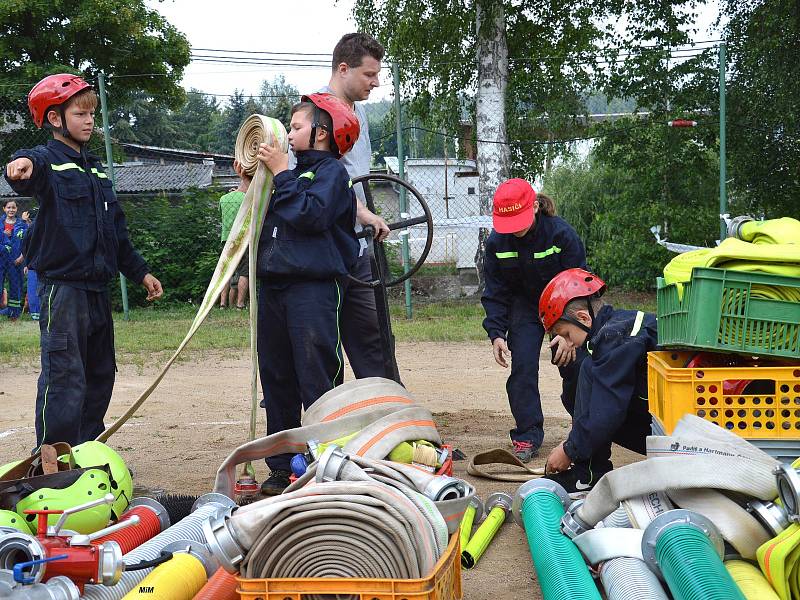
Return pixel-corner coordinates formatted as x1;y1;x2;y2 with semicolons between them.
461;493;511;569
214;378;446;500
512;479;601;600
0;570;79;600
459;496;483;551
120;541;217;600
205;447;471;581
725;560;780;600
81;495;235;600
641;509;745;600
93;499;170;555
191;567;238;600
97;115;287;444
564;416;778;544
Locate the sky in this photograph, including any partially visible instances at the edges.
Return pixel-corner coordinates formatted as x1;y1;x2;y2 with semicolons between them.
147;0;722;108
145;0;397;103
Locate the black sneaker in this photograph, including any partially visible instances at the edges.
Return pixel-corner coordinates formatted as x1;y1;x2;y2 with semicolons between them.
544;465;610;495
260;470;291;496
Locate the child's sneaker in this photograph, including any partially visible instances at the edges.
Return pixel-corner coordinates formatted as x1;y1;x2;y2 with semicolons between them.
260;469;291;496
512;440;538;464
544;464;610;495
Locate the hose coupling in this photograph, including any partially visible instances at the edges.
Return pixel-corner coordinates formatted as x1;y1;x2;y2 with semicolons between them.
727;214;754;239
0;531;47;584
127;497;171;532
422;476;468;502
774;463;800;523
468;495;484;523
191;493;237;514
485;492;512;515
316;445;351;483
641;509;723;573
748;499;789;536
201;511;244;573
511;478;570;530
161;539;220;577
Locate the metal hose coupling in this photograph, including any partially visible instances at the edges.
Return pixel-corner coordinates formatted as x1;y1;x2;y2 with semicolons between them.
316;445;357;483
774;463;800;523
747;499;789;536
560;499;592;539
0;570;80;600
727;214;754;239
201;511;244;574
422;475;469;502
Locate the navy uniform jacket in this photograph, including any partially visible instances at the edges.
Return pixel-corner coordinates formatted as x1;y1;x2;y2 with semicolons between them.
257;149;358;281
2;218;27;261
4;140;148;291
481;214;586;341
564;305;658;462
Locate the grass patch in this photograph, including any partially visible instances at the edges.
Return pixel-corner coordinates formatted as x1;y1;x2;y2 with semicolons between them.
0;290;657;363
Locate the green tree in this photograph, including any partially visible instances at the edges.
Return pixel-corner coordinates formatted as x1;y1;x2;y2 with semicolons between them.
173;91;222;151
212;90;260;154
259;75;300;130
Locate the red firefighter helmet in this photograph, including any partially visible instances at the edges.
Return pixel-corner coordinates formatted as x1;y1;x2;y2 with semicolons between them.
301;93;360;158
539;268;606;331
28;74;92;129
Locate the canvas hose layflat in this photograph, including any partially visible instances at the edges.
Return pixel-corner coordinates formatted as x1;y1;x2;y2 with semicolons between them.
97;115;288;443
757;524;800;600
208;456;461;580
574;415;779;529
466;448;545;481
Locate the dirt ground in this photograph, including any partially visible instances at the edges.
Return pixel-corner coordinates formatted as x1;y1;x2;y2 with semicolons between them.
0;341;641;599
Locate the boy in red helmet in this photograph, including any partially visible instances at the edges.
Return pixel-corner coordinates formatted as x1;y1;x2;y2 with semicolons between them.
255;93;361;494
4;74;163;448
540;268;657;493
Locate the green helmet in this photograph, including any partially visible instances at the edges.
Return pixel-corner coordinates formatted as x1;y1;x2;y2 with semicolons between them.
0;460;22;479
67;442;132;519
15;468;113;534
0;509;28;533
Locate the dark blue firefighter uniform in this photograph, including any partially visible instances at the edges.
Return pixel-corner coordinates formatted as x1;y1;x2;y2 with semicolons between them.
481;214;586;448
21;224;40;320
563;305;658;482
256;149;359;473
4;140;149;447
1;218;27;318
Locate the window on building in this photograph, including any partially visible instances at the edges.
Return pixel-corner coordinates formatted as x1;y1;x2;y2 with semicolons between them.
467;186;476;195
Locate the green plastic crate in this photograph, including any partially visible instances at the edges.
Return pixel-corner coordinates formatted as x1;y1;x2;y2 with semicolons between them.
657;267;800;359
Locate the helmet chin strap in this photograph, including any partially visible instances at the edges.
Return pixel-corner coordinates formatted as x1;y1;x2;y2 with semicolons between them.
558;298;597;335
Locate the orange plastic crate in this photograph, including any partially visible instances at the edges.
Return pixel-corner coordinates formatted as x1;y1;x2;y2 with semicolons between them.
237;533;462;600
648;350;800;438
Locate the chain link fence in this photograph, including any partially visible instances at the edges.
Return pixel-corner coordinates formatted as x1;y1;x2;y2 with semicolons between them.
0;73;490;320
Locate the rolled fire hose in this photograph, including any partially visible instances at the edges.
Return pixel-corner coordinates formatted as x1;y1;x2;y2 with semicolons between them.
729;216;800;246
0;571;79;600
461;492;511;569
459;496;483;551
214;378;443;499
568;415;778;534
191;567;238;600
512;479;601;600
641;509;746;600
97;115;287;443
725;560;780;600
94;499;170;555
121;541;217;600
81;495;235;600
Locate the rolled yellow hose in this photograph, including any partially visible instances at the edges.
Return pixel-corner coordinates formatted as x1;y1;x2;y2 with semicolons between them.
726;560;780;600
122;552;207;600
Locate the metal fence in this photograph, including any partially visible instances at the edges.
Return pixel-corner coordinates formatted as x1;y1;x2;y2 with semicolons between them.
0;72;489;320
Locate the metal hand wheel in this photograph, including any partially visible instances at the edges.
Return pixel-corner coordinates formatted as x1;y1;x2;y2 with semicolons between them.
349;173;434;288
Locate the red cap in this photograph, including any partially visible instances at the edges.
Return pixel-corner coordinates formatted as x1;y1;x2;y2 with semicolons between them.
492;179;536;234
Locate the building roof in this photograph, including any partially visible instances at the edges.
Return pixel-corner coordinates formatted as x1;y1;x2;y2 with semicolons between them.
0;162;213;197
383;157;477;174
119;142;234;164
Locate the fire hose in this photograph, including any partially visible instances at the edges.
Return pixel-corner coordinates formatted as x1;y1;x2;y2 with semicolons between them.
461;493;511;569
97;114;287;444
120;541;217;600
512;479;601;600
725;560;780;600
563;416;778;548
641;509;746;600
204;446;472;580
81;494;234;600
213;378;444;499
0;570;79;600
191;567;238;600
459;496;483;551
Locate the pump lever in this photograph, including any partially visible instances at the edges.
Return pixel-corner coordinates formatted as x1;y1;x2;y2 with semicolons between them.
52;493;115;535
69;515;140;546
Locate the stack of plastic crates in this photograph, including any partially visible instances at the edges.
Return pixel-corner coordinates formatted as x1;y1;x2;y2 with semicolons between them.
651;267;800;462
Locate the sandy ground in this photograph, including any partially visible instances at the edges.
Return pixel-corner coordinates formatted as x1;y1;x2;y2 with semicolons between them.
0;341;641;599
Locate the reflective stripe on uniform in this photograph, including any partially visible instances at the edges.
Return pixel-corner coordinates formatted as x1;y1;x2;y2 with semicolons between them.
533;246;561;259
90;168;108;179
630;311;645;336
51;163;109;179
299;171;315;180
495;251;519;259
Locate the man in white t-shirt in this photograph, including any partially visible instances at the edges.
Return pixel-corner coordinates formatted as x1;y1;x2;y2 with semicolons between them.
315;33;392;379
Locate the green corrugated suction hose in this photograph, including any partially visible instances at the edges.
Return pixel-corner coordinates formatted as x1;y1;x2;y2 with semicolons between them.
642;509;746;600
512;480;601;600
462;493;510;569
